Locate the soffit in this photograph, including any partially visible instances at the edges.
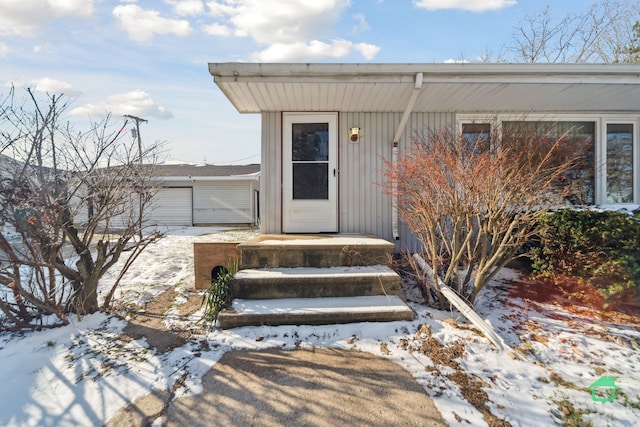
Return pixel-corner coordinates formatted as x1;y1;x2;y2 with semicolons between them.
209;63;640;114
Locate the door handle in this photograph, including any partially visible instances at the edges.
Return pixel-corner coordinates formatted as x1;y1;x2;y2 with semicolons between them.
333;168;336;177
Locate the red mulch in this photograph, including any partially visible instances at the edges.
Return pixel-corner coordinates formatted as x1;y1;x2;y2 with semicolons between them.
506;274;640;327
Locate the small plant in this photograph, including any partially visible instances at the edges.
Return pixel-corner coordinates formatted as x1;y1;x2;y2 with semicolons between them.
201;260;238;326
552;397;593;427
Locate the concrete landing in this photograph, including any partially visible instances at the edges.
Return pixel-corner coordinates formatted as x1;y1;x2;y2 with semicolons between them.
238;234;394;269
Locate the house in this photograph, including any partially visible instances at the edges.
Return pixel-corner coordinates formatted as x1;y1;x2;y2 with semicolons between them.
208;63;640;251
148;163;260;227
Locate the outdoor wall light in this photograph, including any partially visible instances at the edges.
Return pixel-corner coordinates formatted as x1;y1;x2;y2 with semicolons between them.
349;127;360;142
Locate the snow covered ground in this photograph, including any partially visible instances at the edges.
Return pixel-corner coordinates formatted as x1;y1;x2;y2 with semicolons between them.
0;227;638;426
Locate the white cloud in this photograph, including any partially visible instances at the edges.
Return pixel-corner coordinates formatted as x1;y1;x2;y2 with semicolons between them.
166;0;205;16
354;42;380;59
351;13;370;33
29;77;82;96
70;90;173;120
48;0;93;18
221;0;349;44
0;43;9;58
205;0;380;61
203;22;233;37
0;0;94;37
113;4;192;43
252;39;380;62
413;0;516;12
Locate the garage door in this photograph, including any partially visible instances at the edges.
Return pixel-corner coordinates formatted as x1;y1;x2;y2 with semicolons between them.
148;187;193;226
193;181;252;224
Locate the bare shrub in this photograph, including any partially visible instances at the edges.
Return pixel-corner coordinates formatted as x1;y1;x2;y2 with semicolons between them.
0;87;164;330
383;120;592;305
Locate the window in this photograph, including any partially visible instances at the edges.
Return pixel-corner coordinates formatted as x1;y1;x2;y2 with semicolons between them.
459;116;638;205
606;123;634;203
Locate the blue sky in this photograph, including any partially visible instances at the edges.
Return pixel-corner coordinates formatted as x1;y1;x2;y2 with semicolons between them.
1;0;597;165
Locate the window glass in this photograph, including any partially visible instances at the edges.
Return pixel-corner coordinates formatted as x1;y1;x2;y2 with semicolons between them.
291;122;329;200
461;123;491;153
502;121;595;205
606;124;634;203
293;163;328;200
292;123;328;161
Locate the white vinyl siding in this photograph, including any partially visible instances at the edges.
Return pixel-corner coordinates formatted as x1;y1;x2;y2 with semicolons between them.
261;112;282;234
339;112;396;241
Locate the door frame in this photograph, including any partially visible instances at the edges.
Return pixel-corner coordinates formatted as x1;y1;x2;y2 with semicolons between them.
282;112;339;233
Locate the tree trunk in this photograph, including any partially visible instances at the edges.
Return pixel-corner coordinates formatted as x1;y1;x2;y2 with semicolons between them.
71;277;100;314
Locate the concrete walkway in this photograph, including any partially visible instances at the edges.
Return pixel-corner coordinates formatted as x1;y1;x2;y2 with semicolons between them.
164;348;447;426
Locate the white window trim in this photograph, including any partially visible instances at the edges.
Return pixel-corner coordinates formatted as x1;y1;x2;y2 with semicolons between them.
456;114;640;205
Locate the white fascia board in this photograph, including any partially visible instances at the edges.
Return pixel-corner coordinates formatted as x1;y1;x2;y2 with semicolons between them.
209;62;640;84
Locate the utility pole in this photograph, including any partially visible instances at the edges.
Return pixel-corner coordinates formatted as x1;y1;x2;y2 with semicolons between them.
124;114;147;164
124;115;148;238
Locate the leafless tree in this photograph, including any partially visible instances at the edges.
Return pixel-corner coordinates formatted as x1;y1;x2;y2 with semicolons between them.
383;120;592;306
507;1;640;63
0;87;164;330
616;21;640;63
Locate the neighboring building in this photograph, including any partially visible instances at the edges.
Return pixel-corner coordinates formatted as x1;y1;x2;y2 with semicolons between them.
0;153;21;179
71;163;260;228
149;163;260;227
208;63;640;250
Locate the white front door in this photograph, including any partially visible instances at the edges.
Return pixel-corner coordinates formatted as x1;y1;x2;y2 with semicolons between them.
283;113;338;233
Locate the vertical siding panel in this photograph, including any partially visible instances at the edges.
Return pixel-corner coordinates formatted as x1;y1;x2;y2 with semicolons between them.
261;112;281;234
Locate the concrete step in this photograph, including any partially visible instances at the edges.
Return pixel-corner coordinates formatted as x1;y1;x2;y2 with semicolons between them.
238;234;394;269
231;265;400;299
217;295;414;329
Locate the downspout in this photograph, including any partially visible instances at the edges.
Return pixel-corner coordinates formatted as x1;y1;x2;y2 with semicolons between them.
391;72;423;241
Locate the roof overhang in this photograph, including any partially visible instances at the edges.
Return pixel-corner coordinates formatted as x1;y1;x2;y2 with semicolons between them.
208;63;640;114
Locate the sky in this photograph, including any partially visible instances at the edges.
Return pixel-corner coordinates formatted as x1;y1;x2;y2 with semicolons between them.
1;0;596;165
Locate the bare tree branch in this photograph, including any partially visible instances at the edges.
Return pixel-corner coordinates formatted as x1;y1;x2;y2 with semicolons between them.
0;88;165;330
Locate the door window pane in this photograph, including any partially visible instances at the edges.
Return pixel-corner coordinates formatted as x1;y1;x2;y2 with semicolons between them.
606;124;634;203
291;122;329;200
292;123;328;161
293;163;328;200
